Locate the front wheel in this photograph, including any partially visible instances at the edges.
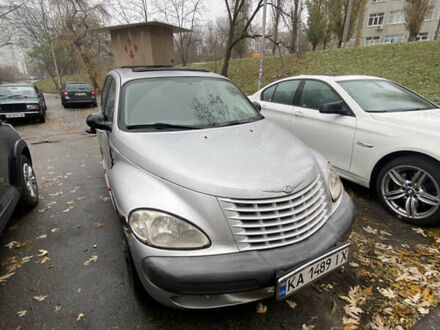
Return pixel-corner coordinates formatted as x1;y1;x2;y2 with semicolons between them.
376;156;440;226
19;155;39;209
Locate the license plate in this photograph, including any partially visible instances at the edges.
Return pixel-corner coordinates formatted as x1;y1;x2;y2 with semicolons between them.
5;113;26;118
75;92;86;96
277;243;350;300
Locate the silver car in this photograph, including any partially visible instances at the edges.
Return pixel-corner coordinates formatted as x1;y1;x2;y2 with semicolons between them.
86;67;355;309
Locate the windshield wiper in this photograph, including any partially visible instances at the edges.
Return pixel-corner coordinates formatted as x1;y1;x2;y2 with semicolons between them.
7;94;30;98
214;118;258;128
126;123;203;130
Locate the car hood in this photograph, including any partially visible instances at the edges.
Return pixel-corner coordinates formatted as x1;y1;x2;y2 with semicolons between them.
0;97;39;104
370;109;440;135
114;119;320;199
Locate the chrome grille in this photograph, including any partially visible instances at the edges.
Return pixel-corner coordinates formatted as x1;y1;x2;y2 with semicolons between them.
219;176;330;251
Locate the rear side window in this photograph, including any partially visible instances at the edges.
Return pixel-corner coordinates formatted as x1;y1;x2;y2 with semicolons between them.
299;80;342;110
67;83;91;91
271;80;300;105
261;85;276;101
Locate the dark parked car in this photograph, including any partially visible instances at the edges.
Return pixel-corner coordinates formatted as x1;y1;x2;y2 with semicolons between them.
0;84;47;123
60;82;97;108
0;120;38;234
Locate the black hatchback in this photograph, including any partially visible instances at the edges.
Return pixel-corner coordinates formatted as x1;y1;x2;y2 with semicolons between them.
60;82;97;108
0;84;47;123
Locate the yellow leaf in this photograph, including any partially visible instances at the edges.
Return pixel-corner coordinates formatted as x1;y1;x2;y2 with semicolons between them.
93;220;104;228
54;305;61;312
0;272;15;283
17;310;27;317
76;313;85;322
33;295;48;302
84;255;98;266
256;302;267;314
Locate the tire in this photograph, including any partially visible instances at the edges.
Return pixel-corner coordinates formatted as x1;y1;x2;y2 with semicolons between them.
39;115;45;123
18;155;39;209
376;156;440;226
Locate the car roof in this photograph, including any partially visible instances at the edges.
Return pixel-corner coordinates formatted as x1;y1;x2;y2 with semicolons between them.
110;66;226;85
281;74;386;83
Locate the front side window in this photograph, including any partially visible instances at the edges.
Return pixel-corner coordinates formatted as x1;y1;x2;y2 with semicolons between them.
104;80;116;122
261;84;276;101
415;32;429;41
0;86;37;98
271;80;300;105
298;80;342;110
338;80;437;112
122;77;261;129
388;10;405;25
368;13;384;26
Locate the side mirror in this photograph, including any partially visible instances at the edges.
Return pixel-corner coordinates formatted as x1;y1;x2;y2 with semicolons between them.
320;101;350;115
86;112;112;133
253;101;262;112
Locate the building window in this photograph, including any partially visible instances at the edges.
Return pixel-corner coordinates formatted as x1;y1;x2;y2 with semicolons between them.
415;32;429;41
368;13;384;27
424;9;433;21
365;36;380;46
384;35;403;44
388;10;405;25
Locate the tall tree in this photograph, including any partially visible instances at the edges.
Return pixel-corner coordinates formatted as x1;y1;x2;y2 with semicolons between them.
270;0;282;55
155;0;202;66
221;0;264;77
0;1;26;48
404;0;430;41
305;0;327;51
328;0;363;48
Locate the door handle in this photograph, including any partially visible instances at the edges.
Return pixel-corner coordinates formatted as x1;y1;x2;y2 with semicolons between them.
294;111;304;118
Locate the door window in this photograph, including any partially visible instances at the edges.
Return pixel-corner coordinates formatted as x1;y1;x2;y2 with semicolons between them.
271;80;300;105
299;80;342;110
100;76;113;107
261;85;276;101
104;80;116;122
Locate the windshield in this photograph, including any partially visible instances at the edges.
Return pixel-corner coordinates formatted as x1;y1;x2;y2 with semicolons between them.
66;83;91;91
122;77;261;129
0;86;37;98
338;80;437;112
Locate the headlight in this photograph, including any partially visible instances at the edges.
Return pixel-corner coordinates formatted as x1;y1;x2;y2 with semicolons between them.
327;163;343;201
129;210;210;249
27;104;39;110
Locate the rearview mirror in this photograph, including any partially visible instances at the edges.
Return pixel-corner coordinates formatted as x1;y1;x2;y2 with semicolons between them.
86;112;112;133
320;101;351;115
253;101;262;112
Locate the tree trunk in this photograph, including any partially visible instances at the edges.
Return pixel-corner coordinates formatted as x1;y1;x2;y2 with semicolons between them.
221;40;233;77
271;0;281;55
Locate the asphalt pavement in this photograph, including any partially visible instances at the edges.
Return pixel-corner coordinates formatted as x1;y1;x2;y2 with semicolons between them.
0;93;439;329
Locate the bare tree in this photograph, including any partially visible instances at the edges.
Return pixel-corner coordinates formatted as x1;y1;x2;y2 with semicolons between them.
328;0;363;48
154;0;202;66
222;0;264;76
405;0;430;41
104;0;150;24
0;0;26;48
270;0;282;55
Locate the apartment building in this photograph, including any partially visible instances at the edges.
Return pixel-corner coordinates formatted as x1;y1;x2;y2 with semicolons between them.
359;0;440;46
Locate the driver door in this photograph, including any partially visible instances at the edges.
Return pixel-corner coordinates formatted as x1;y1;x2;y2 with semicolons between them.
290;80;357;171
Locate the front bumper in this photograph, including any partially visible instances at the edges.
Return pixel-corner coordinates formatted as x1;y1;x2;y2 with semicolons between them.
131;191;355;309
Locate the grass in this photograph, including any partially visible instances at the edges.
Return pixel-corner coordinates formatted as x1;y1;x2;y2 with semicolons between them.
37;40;440;101
198;40;440;100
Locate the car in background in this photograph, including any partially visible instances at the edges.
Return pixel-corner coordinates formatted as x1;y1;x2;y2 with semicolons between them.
249;74;440;226
0;83;46;123
86;67;354;309
0;120;38;234
60;82;97;108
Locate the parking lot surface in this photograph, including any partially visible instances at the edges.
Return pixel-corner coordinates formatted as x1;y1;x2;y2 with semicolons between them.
0;94;439;329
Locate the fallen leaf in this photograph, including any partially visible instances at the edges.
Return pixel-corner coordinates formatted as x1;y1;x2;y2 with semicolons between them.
54;305;61;312
50;228;58;233
48;191;63;197
379;230;392;237
286;299;297;309
33;295;48;302
377;287;396;299
412;227;427;237
4;241;18;249
370;314;387;330
302;324;315;330
70;186;80;193
76;313;85;322
0;272;15;283
84;255;98;266
93;220;104;228
349;262;359;268
36;234;47;240
363;226;377;235
38;256;51;264
256;302;267;314
76;196;87;201
77;288;81;293
37;249;48;257
17;310;27;317
15;240;32;248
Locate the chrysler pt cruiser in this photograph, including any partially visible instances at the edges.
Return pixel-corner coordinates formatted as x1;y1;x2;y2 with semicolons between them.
86;67;355;309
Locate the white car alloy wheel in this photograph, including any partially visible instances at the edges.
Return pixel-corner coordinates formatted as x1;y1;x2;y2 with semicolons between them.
380;165;440;222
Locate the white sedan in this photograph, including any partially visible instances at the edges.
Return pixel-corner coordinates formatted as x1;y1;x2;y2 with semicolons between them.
249;74;440;226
